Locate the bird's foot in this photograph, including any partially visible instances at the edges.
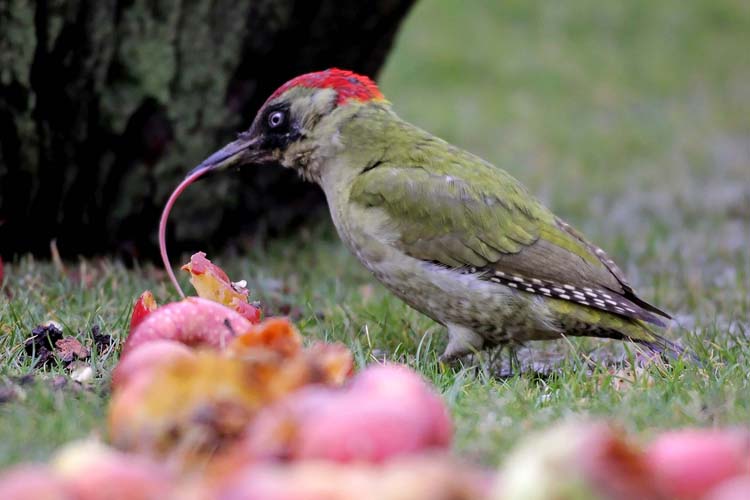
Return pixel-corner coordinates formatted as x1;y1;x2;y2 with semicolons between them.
439;324;484;364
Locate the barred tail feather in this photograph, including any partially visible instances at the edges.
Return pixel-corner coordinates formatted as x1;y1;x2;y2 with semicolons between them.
634;335;686;361
630;320;697;363
551;300;696;363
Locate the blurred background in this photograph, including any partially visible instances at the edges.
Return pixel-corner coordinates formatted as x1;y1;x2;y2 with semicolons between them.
382;0;750;303
1;0;748;269
0;0;414;258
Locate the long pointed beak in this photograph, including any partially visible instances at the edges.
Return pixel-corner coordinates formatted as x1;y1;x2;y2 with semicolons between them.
187;135;262;177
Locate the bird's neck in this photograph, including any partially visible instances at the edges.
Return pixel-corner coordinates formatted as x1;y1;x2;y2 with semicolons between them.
319;103;401;183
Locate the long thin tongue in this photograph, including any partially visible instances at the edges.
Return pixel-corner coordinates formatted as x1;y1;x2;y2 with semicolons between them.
159;167;213;298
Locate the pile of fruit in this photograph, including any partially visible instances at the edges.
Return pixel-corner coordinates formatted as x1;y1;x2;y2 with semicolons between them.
1;254;748;499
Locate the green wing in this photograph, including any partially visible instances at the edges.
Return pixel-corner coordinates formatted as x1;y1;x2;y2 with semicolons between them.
349;136;669;325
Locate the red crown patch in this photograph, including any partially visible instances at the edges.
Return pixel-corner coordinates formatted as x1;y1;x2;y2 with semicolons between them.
267;69;386;106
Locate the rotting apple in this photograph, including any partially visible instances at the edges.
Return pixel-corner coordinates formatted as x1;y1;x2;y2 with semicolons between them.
229;317;303;359
181;252;261;323
109;345;355;459
128;291;158;333
111;339;196;390
499;421;665;500
241;364;452;463
121;297;253;356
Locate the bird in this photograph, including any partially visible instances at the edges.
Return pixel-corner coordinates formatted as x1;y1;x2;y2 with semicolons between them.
187;68;685;362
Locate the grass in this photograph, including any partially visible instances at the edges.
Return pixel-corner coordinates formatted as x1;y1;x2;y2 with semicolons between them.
2;0;750;468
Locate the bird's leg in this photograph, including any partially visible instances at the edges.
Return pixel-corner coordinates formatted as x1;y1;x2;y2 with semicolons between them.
487;343;503;369
508;343;521;375
439;323;484;363
486;341;522;378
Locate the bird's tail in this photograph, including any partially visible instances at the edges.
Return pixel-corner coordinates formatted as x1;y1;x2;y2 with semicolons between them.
549;300;696;363
629;320;698;363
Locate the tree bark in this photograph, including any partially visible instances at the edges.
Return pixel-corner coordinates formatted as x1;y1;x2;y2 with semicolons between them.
0;0;415;259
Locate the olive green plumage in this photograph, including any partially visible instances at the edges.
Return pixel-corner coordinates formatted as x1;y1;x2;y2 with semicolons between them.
196;70;686;362
336;103;679;359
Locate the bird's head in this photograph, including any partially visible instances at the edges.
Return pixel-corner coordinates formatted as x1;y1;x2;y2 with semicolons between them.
191;68;388;182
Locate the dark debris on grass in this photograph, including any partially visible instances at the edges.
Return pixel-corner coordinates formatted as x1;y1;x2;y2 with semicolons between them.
24;323;65;368
23;323;91;369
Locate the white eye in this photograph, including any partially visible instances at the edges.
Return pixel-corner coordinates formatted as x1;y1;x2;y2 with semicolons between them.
268;110;286;129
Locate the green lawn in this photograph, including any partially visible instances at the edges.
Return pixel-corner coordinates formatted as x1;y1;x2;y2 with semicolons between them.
2;0;750;468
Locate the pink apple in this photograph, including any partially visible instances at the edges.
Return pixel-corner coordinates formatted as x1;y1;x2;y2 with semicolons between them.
647;429;749;499
122;297;252;355
111;339;196;390
243;364;452;463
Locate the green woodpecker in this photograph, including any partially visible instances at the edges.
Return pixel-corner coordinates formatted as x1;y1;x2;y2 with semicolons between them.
190;68;684;361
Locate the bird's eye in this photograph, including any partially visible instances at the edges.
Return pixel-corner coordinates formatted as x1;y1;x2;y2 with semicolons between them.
267;110;286;129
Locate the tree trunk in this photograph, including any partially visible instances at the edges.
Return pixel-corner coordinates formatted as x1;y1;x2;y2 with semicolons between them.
0;0;415;259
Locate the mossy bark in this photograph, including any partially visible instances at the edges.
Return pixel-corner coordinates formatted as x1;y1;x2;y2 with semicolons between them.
0;0;414;258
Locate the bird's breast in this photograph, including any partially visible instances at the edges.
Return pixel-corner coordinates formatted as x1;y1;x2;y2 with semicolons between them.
324;194;556;339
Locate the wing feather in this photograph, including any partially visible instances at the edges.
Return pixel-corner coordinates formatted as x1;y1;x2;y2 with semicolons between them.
349;136;669;324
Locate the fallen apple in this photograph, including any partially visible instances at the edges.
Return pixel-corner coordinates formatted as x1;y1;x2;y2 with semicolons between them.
242;364;452;463
182;252;261;323
351;364;453;447
646;429;750;500
0;465;68;500
705;476;750;500
109;345;355;459
52;439;174;500
211;454;491;500
128;291;158;333
304;341;355;386
111;339;196;390
229;316;303;359
499;421;664;500
109;352;269;457
121;297;253;356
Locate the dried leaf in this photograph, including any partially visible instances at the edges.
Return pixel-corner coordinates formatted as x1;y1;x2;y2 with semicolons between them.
55;338;90;364
25;323;63;354
50;239;66;277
